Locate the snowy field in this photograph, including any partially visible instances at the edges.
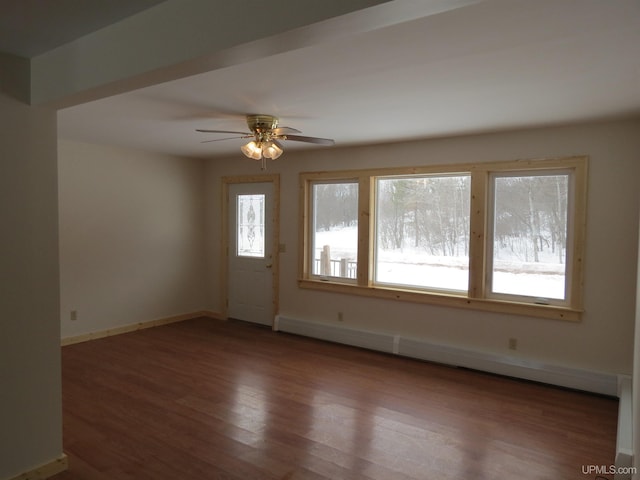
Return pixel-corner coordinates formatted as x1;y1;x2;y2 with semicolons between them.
314;227;565;299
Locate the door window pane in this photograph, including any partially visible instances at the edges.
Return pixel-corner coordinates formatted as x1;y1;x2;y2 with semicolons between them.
237;194;265;258
311;182;358;279
375;175;471;292
490;174;569;300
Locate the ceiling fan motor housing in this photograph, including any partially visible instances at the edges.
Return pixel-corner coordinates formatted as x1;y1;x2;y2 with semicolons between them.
247;114;279;133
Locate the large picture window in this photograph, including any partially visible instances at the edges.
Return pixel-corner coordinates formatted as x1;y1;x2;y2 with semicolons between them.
300;157;587;321
375;175;471;292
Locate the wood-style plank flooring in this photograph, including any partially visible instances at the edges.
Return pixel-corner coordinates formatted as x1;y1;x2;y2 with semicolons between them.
52;317;618;480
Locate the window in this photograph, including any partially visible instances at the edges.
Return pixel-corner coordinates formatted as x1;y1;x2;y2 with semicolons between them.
300;157;587;321
236;194;265;258
488;172;571;305
375;175;471;292
310;181;358;280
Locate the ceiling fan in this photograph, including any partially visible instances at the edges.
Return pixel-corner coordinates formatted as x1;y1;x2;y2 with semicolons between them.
197;114;335;169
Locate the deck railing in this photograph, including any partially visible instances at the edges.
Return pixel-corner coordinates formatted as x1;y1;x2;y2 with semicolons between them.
314;245;357;279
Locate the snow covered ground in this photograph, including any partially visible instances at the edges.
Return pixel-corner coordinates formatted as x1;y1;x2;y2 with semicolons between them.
314;227;565;299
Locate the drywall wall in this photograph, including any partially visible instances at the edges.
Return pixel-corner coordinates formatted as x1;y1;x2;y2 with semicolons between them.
0;54;63;479
205;119;640;376
58;140;207;339
633;211;640;479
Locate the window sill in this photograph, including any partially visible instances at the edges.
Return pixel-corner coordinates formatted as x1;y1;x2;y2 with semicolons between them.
298;279;582;322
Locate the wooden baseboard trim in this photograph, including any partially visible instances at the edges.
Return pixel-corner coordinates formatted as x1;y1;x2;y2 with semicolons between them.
201;310;225;320
9;455;68;480
61;311;223;346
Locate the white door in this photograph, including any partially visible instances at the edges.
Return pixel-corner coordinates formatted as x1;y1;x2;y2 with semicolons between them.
227;182;274;326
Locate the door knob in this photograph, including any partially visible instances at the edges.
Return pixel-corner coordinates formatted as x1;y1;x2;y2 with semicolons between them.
265;263;273;268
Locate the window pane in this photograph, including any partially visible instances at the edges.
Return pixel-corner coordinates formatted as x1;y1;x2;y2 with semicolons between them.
237;194;265;258
312;183;358;279
491;174;569;300
375;175;470;292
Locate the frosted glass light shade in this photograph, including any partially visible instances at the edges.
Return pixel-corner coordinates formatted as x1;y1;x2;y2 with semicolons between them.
262;142;283;160
241;141;262;160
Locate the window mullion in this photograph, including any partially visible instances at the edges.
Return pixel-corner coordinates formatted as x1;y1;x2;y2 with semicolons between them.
299;178;311;280
468;170;488;299
357;176;372;286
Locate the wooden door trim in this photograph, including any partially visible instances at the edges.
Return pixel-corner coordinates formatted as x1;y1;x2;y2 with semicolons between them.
221;175;280;327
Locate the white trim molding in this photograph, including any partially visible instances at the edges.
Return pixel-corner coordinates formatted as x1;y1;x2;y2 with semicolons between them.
615;375;633;480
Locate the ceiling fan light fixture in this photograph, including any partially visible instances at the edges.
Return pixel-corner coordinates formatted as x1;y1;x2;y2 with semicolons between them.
200;114;334;169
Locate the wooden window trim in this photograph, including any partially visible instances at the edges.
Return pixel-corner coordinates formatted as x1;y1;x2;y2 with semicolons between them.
298;156;587;322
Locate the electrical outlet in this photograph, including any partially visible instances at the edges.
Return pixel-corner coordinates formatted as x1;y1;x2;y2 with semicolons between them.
337;311;344;322
508;338;517;350
70;310;78;321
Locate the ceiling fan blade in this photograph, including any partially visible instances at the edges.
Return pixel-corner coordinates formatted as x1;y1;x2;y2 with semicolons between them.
196;129;250;135
283;134;335;145
200;136;251;143
272;126;301;135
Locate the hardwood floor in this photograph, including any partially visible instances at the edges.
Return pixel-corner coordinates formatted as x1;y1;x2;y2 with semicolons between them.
52;317;617;480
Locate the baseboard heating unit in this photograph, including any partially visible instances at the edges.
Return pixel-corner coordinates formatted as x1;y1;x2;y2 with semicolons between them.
274;315;618;397
615;376;633;480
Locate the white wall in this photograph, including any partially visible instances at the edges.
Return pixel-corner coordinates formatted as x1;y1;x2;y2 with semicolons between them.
58;140;207;338
205;119;640;376
0;54;63;479
633;209;640;478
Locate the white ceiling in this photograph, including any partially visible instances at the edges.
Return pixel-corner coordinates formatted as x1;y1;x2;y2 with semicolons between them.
6;0;640;159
